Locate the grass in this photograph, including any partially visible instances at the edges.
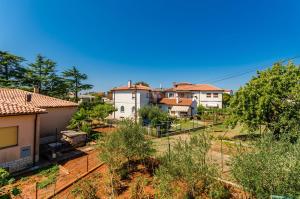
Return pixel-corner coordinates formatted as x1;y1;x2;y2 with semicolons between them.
37;164;59;189
171;119;202;131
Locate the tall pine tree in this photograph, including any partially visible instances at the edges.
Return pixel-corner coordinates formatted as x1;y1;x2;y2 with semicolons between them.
63;66;93;101
26;54;68;97
0;51;26;87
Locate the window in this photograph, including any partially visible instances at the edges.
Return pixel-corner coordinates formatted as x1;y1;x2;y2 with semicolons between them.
132;92;136;99
0;126;18;149
179;93;184;97
206;93;212;98
132;106;135;113
146;93;150;98
120;106;125;113
213;93;219;98
168;93;174;98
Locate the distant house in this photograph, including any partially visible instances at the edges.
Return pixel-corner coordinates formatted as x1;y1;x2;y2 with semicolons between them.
0;100;46;172
111;81;151;120
110;81;224;119
164;82;224;109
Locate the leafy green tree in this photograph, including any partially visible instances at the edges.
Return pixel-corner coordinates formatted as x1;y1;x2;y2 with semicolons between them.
222;93;231;108
0;51;26;87
99;120;155;197
228;62;300;139
89;103;116;122
63;66;93;102
134;81;149;87
68;108;91;133
231;136;300;198
139;105;171;126
196;104;206;119
154;133;218;198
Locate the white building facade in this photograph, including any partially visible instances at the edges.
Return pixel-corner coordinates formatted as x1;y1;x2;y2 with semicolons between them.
111;81;224;119
111;81;151;120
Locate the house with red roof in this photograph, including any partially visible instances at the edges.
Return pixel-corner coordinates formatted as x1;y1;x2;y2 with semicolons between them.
111;81;224;119
111;81;151;121
0;88;78;172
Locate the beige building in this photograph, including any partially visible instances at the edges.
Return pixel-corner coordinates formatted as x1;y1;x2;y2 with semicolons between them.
0;88;78;172
0;100;46;172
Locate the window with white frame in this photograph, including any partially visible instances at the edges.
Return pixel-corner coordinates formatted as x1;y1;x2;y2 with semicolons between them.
213;93;218;98
206;93;212;98
120;106;125;113
168;93;174;98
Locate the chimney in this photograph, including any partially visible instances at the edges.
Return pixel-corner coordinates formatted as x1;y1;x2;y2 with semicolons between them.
26;94;32;102
128;80;132;88
33;86;39;94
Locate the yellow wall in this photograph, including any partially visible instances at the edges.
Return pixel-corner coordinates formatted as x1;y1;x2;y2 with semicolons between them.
40;107;77;138
0;115;40;163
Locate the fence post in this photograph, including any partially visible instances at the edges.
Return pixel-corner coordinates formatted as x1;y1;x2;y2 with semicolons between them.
35;182;38;199
87;154;89;172
53;179;57;196
221;139;224;172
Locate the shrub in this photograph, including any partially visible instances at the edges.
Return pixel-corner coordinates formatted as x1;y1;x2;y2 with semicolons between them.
154;133;219;198
0;168;10;187
99;120;155;196
231;136;300;198
71;179;98;199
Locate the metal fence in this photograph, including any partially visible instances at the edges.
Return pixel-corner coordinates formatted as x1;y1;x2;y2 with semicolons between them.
15;151;102;199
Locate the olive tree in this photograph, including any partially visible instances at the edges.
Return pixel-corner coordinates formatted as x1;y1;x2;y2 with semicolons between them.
228;62;300;139
231;136;300;198
154;133;218;198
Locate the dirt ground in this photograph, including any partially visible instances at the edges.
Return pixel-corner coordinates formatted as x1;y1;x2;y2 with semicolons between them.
4;148;102;199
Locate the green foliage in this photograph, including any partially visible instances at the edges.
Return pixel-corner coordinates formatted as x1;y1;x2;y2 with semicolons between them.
37;164;59;189
11;187;21;196
139;105;173;126
89;103;116;121
68;108;90;131
197;104;206;118
71;179;98;199
222;93;232;108
0;51;26;88
228;62;300;138
0;168;10;187
134;81;149;87
231;136;300;198
100;120;154;168
130;176;149;199
209;183;231;199
99;120;155;196
154;133;218;198
63;66;93;102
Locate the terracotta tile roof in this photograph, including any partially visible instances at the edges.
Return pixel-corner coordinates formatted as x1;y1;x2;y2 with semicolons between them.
159;98;193;106
175;84;223;91
111;84;151;91
0;100;46;116
0;88;78;109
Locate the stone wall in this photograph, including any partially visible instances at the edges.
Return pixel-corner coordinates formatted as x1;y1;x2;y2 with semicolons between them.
0;156;33;173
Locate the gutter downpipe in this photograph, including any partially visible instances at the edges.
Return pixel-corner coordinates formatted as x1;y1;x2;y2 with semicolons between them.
33;114;38;166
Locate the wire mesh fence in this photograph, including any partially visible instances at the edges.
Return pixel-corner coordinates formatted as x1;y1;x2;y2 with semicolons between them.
15;150;102;199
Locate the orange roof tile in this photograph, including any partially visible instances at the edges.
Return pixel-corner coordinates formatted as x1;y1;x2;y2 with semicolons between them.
159;98;193;106
0;100;46;116
175;84;223;91
0;88;78;109
111;84;151;91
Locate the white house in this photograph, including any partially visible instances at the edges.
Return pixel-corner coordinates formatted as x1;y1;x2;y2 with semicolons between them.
110;81;224;119
164;82;224;109
111;81;151;121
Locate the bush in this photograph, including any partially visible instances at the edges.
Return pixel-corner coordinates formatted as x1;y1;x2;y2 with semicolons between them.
231;136;300;198
71;179;98;199
154;133;219;198
99;120;155;197
0;168;10;187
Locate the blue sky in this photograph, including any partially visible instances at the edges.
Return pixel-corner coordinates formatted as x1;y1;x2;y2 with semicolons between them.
1;0;300;92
